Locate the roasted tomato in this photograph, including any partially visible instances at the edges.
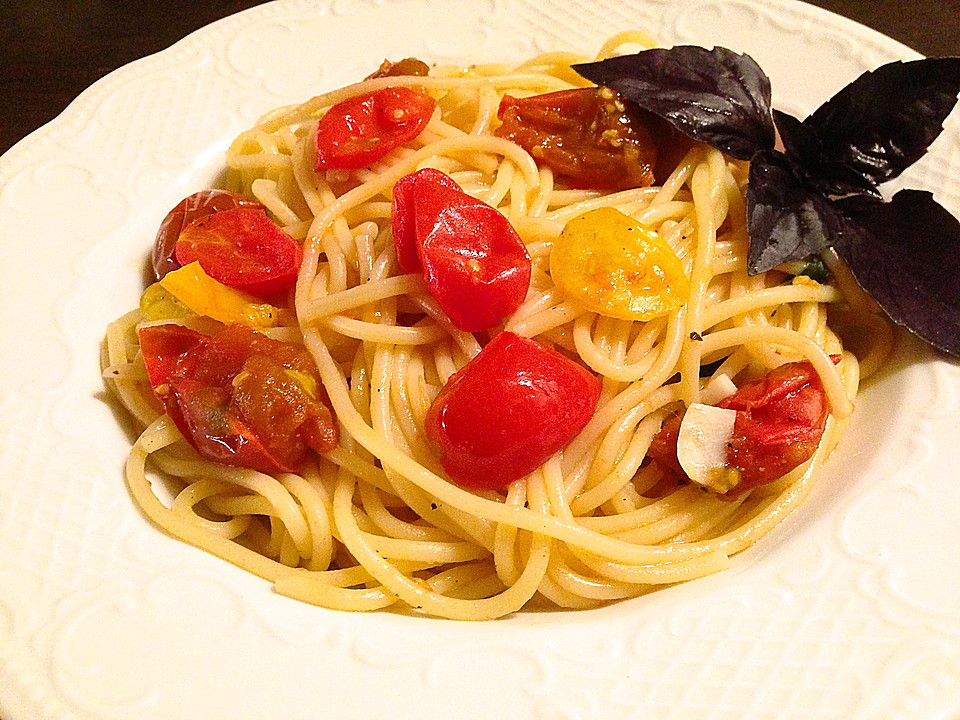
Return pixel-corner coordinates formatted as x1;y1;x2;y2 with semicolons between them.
366;57;431;79
315;86;436;170
173;208;302;300
153;190;263;280
648;360;834;496
717;360;832;494
646;412;684;479
391;168;531;332
137;322;205;387
494;87;658;189
138;323;338;474
551;207;689;320
425;332;600;489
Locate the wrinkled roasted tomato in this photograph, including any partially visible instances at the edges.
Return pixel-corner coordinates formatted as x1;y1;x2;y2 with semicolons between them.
718;360;832;493
648;360;833;496
494;87;658;190
391;168;531;332
366;57;431;79
425;332;600;490
138;323;338;474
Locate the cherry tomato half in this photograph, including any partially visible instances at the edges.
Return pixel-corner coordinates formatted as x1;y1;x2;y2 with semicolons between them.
425;332;600;490
315;86;436;170
153;190;263;280
552;207;689;321
391;169;531;332
647;359;834;497
495;87;658;190
174;208;302;299
138;323;338;474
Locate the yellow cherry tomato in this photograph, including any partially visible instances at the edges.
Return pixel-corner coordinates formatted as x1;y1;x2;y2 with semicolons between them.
551;207;689;320
159;262;279;328
139;282;194;323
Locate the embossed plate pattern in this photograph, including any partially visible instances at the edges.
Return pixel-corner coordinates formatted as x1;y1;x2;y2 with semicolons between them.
1;1;959;718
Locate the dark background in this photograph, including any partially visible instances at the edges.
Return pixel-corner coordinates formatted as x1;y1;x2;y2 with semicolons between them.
1;0;959;155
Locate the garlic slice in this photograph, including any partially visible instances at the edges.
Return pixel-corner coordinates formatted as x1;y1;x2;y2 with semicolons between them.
700;373;737;405
677;403;739;493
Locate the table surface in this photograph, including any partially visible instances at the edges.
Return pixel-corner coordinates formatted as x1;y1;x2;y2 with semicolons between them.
1;0;958;155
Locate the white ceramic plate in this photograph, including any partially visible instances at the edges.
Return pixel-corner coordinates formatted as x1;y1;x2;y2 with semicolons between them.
2;1;960;718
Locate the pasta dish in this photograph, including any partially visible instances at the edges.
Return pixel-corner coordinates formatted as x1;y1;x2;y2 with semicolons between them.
102;33;898;620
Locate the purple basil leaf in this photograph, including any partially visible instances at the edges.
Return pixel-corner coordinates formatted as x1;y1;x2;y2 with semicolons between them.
573;46;775;160
773;110;881;198
800;58;960;189
834;190;960;356
746;150;846;274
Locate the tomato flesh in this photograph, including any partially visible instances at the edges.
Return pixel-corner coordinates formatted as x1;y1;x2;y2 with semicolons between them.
138;324;338;474
717;360;831;493
315;86;436;170
552;207;689;321
494;87;658;190
425;332;600;489
174;208;302;299
647;360;833;496
153;190;263;281
138;322;205;387
392;169;531;332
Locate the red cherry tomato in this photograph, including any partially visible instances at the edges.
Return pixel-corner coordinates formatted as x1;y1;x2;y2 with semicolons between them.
494;87;658;190
425;332;600;490
647;359;835;496
717;360;832;494
644;411;685;479
391;168;459;273
138;323;338;474
174;208;302;299
138;322;206;387
153;190;263;281
314;86;436;170
391;169;531;332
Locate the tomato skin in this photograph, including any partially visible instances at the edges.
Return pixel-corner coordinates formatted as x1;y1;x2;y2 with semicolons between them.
647;360;833;496
138;323;205;387
137;324;338;474
425;332;600;490
391;168;460;273
174;208;302;299
153;190;263;281
315;87;436;170
717;360;831;494
494;87;658;190
391;169;531;332
645;412;684;479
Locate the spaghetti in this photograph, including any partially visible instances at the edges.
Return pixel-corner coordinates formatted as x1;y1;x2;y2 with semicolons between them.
102;34;892;620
